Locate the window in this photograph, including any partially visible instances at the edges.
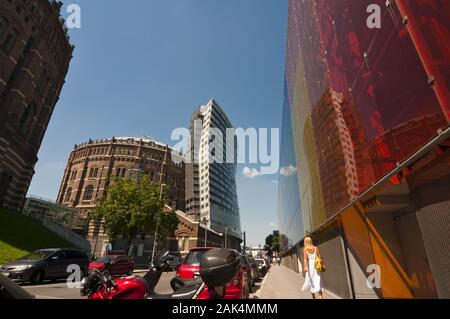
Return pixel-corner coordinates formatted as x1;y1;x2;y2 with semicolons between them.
64;188;72;202
116;167;126;178
19;103;36;134
50;251;65;260
89;167;99;178
3;28;19;53
83;185;94;201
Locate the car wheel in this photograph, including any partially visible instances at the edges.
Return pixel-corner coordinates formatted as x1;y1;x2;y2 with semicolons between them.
30;270;44;285
127;268;134;276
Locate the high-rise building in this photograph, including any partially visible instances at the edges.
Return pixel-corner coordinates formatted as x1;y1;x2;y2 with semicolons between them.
0;0;73;211
279;0;450;298
185;99;241;249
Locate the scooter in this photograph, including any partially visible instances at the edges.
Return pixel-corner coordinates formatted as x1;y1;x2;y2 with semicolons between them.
80;248;240;300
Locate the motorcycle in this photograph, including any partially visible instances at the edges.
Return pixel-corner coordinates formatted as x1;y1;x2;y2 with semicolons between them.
80;248;240;299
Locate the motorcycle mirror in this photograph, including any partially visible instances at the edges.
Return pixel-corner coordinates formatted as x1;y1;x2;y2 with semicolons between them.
153;249;170;264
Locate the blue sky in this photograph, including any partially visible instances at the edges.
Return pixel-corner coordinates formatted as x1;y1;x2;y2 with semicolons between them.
27;0;288;247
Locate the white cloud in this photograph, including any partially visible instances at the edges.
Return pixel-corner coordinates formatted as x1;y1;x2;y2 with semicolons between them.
279;165;297;176
242;166;261;178
269;222;276;227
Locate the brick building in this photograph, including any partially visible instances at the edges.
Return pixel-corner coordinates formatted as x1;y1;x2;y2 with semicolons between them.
111;210;224;265
0;0;73;211
56;137;186;256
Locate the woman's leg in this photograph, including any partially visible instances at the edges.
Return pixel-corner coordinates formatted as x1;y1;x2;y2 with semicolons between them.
318;291;323;299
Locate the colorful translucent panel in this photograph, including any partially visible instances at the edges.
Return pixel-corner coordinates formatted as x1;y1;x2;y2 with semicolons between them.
283;0;450;223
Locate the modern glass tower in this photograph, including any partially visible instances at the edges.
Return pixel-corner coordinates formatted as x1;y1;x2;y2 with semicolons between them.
185;99;241;248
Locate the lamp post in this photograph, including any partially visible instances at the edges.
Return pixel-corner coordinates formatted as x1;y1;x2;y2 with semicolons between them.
202;217;208;248
150;147;168;265
242;231;246;255
224;227;228;249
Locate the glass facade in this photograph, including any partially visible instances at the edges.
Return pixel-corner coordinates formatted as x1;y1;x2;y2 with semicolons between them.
279;0;450;249
279;0;450;299
277;79;304;251
186;99;241;242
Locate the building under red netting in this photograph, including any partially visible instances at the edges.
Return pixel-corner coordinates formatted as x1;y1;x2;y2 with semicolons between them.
278;0;450;298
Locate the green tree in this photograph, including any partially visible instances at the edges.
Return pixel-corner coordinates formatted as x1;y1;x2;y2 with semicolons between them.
265;230;280;257
90;175;178;253
271;230;280;253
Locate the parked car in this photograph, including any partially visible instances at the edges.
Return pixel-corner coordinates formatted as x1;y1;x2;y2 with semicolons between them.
175;247;211;279
166;255;182;271
265;258;272;269
255;258;268;277
176;247;250;299
247;257;259;283
88;255;135;276
240;255;255;290
0;248;89;285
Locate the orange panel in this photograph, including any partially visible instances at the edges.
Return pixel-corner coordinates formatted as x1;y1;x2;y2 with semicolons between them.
340;205;377;270
364;212;414;298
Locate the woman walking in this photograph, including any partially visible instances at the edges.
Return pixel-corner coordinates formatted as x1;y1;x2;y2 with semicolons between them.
302;237;324;299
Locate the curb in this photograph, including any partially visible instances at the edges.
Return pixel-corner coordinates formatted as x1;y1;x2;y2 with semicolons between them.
254;269;270;299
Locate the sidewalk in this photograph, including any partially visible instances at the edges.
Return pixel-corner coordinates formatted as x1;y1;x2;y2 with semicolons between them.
255;265;337;299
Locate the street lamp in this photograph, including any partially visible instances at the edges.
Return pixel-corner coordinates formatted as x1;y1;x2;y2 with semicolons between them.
224;227;228;249
242;231;246;255
150;148;168;265
202;217;208;248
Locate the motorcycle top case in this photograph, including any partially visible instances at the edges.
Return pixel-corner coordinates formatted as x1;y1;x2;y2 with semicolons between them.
200;248;240;288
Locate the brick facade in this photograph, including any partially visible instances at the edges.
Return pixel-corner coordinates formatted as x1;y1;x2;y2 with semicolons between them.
56;137;186;256
0;0;73;211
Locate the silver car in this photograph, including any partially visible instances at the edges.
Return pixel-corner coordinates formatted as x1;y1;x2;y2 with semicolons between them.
0;248;89;284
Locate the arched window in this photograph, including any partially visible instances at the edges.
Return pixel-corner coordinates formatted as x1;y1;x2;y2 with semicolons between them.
0;17;8;40
3;28;19;53
19;103;36;134
89;167;99;178
64;187;72;202
89;167;98;178
83;185;94;201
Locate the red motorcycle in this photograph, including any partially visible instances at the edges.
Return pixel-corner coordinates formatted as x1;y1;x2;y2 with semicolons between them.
80;248;240;299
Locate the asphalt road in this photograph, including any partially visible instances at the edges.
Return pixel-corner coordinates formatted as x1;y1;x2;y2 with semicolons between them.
20;270;263;299
21;270;175;299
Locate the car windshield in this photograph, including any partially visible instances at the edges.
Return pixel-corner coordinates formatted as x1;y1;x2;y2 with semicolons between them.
184;250;208;266
95;257;111;263
256;260;264;265
19;251;53;261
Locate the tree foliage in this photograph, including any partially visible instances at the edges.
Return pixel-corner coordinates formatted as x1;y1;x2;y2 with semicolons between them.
90;175;178;249
265;230;280;256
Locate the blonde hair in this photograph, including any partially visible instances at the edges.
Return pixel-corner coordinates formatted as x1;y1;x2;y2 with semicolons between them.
304;237;314;249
